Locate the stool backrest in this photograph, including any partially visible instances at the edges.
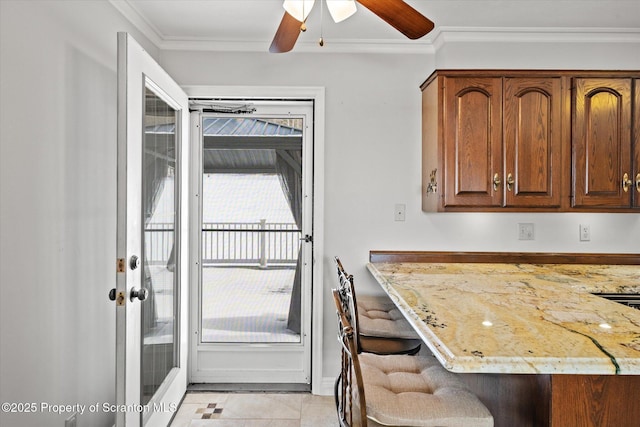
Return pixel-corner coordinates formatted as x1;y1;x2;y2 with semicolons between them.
332;288;368;427
334;257;363;352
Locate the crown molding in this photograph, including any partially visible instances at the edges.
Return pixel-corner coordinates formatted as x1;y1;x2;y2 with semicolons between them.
109;0;640;55
432;26;640;48
156;27;640;55
109;0;164;46
159;37;435;54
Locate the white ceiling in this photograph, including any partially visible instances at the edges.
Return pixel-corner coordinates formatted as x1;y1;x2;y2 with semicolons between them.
110;0;640;53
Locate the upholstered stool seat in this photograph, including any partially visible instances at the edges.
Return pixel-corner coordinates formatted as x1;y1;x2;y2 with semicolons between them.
357;353;494;427
332;288;493;427
357;294;421;339
334;257;422;355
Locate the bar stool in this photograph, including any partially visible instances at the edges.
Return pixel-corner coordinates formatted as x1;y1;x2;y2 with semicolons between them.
334;257;422;355
332;289;494;427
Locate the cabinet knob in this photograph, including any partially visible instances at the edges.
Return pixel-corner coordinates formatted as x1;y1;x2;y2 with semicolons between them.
506;173;515;192
493;173;501;191
636;173;640;193
622;173;633;193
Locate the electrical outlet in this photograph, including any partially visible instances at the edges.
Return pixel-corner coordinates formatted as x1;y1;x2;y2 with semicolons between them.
518;223;535;240
580;224;591;241
65;413;77;427
394;204;406;221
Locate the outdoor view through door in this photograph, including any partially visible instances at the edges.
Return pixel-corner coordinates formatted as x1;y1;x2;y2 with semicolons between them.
142;87;178;404
201;116;303;343
191;99;313;386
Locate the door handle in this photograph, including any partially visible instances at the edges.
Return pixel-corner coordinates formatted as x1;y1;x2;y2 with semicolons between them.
622;173;632;192
130;287;148;302
493;173;501;191
506;173;515;192
300;234;313;243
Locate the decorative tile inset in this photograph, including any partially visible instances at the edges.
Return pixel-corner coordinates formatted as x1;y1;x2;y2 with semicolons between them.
194;402;224;419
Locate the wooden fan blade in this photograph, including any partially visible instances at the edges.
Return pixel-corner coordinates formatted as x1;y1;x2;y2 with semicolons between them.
356;0;434;39
270;11;303;53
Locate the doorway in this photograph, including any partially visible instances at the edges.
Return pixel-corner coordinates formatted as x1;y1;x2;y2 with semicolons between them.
189;99;314;387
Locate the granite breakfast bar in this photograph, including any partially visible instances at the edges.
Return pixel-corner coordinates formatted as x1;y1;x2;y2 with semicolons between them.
367;251;640;427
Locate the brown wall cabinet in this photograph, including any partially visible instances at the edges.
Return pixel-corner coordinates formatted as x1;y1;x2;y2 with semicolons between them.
572;77;640;209
422;70;640;212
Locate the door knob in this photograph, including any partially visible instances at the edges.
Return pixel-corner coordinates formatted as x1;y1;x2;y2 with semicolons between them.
130;287;148;302
129;255;140;270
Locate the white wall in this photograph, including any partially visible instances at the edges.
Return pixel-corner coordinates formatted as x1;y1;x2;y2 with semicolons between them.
1;1;639;420
0;1;157;426
158;40;640;385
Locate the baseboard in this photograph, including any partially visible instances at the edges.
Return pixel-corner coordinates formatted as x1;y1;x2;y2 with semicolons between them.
314;376;336;396
187;377;336;396
188;383;310;392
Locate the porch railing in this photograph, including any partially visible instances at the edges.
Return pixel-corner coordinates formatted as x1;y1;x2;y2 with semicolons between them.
145;223;174;266
145;221;301;267
202;221;301;267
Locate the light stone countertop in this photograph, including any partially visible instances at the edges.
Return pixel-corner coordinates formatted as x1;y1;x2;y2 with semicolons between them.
367;262;640;375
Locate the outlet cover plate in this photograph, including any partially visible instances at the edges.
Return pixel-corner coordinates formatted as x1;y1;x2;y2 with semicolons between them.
65;413;77;427
580;224;591;241
518;223;535;240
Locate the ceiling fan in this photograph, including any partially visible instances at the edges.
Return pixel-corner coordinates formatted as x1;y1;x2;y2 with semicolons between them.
269;0;435;53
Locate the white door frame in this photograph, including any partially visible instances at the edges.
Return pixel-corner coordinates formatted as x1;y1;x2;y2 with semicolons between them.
185;85;325;393
116;32;189;426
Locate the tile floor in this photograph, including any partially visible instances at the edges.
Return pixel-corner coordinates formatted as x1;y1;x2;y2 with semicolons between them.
170;392;337;426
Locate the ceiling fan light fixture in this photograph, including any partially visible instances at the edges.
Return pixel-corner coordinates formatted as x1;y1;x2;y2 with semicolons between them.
272;0;434;53
326;0;357;23
283;0;316;22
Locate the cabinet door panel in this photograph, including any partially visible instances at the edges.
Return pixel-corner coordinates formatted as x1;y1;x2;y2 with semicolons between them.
504;77;563;207
443;77;502;207
573;78;632;207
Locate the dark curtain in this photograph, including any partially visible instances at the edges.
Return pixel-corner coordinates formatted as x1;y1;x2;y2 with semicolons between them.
275;149;303;334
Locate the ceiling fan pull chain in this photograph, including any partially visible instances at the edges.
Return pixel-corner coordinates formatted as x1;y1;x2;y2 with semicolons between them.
301;0;307;31
319;0;325;46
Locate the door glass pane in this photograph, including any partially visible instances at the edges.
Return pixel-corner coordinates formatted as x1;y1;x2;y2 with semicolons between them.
141;87;178;404
200;117;303;343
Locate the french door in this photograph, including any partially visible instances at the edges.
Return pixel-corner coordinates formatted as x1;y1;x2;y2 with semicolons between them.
189;100;314;386
115;32;189;426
